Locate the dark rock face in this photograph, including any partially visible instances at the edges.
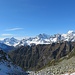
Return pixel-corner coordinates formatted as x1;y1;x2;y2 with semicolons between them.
0;49;8;61
8;42;75;71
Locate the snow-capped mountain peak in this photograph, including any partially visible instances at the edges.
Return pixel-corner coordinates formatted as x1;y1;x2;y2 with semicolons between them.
37;33;50;39
0;30;75;47
67;30;75;34
2;37;20;46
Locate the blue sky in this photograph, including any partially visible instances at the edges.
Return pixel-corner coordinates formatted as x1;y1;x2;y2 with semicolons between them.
0;0;75;39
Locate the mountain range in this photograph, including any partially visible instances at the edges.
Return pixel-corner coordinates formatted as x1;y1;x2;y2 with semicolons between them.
0;30;75;75
0;30;75;48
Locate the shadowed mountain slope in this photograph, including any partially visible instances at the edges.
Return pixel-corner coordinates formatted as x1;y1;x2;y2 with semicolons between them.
8;41;75;71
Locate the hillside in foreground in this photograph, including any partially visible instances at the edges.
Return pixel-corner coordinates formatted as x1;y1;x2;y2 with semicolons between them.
0;49;28;75
31;56;75;75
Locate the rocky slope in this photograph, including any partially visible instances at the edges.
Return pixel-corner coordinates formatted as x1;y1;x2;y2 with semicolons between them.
8;41;75;71
30;56;75;75
29;48;75;75
0;49;28;75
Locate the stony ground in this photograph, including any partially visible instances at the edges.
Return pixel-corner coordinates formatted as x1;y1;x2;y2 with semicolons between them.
29;56;75;75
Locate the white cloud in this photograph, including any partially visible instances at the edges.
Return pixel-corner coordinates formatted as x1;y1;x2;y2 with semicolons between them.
6;28;23;31
1;34;13;36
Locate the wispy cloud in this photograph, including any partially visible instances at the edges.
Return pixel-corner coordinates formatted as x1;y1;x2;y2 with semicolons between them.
1;34;13;36
6;28;23;31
